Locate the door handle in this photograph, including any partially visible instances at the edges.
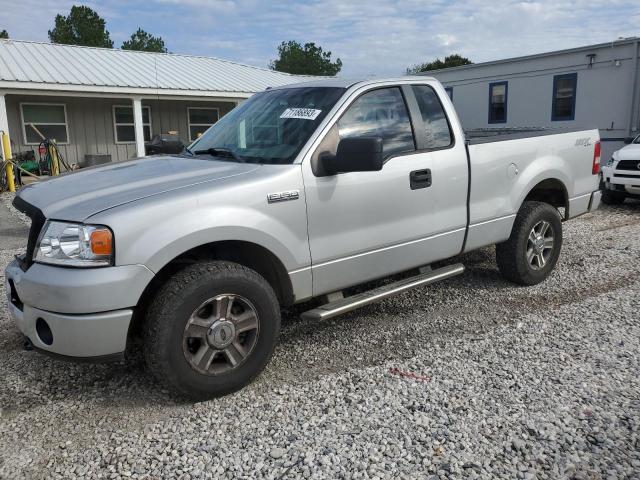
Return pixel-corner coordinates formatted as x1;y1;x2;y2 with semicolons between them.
410;169;432;190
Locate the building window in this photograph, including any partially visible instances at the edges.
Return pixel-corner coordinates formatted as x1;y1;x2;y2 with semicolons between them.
188;107;220;141
488;81;508;124
411;85;453;149
552;73;577;121
444;87;453;100
21;103;69;144
113;105;152;143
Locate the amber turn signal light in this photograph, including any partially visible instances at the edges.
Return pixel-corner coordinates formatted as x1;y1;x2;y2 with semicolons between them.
90;229;113;256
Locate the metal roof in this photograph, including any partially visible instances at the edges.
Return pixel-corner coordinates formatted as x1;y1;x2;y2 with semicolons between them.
0;39;321;97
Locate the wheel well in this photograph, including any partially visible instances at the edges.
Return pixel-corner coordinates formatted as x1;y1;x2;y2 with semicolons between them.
127;241;294;348
523;178;569;219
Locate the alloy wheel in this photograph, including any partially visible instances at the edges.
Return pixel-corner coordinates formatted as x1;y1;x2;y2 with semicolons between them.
526;220;554;270
182;294;259;375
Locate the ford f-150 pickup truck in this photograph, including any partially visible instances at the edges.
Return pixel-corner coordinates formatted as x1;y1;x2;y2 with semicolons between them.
4;77;602;399
600;134;640;204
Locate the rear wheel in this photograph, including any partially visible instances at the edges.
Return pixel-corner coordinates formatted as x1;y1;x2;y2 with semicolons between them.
144;260;280;400
601;189;625;205
496;201;562;285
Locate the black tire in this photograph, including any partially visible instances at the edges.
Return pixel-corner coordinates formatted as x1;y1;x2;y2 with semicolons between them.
144;260;280;400
496;201;563;286
601;189;625;205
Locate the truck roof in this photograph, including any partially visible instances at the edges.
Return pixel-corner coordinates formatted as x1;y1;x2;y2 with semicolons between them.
268;76;437;91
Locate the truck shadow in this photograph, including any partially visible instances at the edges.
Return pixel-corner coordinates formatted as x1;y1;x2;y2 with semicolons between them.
600;197;640;212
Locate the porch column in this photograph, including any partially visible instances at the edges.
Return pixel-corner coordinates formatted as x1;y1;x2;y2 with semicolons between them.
132;96;146;157
0;93;9;138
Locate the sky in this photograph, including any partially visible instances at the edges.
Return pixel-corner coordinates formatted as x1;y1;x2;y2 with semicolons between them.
0;0;639;77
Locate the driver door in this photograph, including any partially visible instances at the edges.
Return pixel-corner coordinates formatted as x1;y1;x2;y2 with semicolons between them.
302;84;467;296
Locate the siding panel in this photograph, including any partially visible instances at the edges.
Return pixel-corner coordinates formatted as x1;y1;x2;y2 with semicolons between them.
5;94;239;170
430;41;640;161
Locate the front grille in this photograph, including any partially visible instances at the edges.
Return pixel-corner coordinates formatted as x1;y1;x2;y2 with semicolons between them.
12;195;46;271
616;160;640;171
613;173;640;179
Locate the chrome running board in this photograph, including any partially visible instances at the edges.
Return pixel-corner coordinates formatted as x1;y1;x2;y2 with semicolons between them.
301;263;464;321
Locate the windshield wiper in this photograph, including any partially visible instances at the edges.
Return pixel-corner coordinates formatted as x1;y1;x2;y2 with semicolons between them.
193;147;244;162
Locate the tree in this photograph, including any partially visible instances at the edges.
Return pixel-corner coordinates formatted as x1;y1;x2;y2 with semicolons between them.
48;6;113;48
0;30;8;39
270;41;342;76
407;54;472;74
122;28;167;53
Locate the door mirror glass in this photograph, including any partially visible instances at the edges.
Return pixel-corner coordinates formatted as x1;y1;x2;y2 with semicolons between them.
320;137;383;175
623;136;634;144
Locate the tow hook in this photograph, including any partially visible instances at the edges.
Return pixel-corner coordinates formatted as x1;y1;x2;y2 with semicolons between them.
23;336;33;351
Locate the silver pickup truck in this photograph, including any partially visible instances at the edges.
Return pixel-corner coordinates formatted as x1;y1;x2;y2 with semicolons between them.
5;77;602;399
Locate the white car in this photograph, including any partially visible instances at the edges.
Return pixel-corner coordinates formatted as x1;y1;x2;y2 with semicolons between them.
600;134;640;204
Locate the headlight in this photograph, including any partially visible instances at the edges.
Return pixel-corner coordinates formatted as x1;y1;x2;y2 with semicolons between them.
34;221;114;267
608;156;615;166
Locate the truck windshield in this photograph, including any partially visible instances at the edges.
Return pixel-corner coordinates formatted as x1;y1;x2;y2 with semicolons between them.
189;87;345;164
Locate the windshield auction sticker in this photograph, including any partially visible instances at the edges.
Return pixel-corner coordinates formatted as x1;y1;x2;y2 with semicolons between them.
280;108;322;120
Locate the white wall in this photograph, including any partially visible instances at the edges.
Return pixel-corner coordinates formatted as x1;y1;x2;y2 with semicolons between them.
430;40;640;161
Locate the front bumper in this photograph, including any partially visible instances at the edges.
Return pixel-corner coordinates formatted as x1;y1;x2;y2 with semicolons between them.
4;259;154;358
601;166;640;194
7;300;132;358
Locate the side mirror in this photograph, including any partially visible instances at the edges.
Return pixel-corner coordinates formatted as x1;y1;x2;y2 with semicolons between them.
623;137;634;144
320;137;384;175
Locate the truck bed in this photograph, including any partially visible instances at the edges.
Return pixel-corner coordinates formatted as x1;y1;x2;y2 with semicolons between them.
466;127;597;145
463;128;600;252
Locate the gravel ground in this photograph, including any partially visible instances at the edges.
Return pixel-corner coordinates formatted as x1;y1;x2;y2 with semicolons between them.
0;193;29;225
1;194;639;479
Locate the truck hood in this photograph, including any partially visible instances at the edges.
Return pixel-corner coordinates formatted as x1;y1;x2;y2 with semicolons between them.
16;155;260;221
617;143;640;160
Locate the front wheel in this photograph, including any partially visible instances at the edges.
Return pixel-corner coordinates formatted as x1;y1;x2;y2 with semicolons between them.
496;201;563;285
144;260;281;400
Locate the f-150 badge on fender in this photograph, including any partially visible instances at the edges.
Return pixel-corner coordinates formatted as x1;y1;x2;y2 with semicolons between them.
267;190;300;203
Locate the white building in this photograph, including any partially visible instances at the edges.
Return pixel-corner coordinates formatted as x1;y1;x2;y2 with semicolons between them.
426;37;640;161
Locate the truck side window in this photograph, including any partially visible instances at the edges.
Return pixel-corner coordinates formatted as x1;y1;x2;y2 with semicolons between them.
411;85;453;149
337;87;415;158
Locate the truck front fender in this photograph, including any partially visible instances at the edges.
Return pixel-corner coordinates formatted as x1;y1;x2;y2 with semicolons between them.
88;183;312;302
117;205;307;271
